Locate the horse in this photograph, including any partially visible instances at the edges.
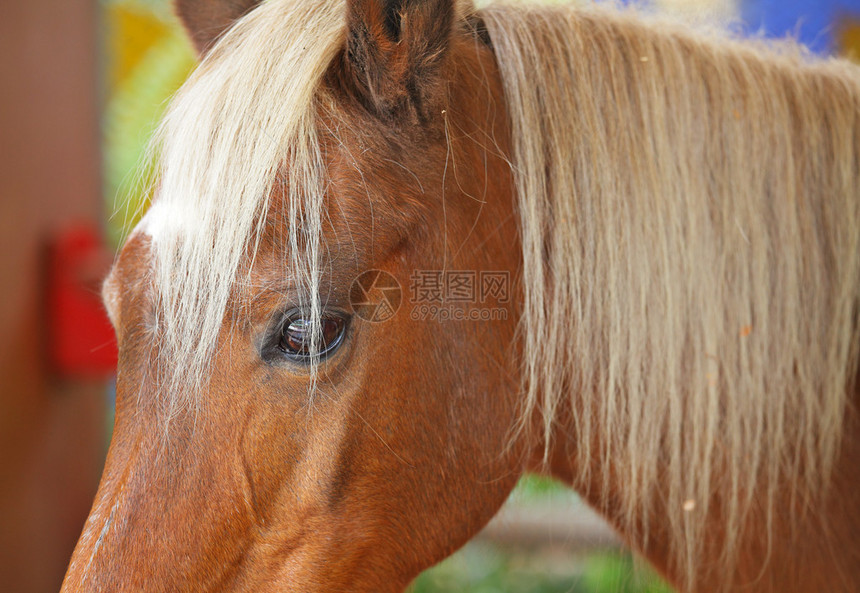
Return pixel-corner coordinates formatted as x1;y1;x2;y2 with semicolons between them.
62;0;860;591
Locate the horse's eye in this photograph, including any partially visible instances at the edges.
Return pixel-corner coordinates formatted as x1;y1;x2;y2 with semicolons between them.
278;312;347;361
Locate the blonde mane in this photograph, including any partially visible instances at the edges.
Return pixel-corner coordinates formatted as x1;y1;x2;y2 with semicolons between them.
144;0;860;587
146;0;344;414
483;2;860;587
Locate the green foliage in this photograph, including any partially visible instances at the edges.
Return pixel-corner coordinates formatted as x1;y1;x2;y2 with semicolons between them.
411;549;673;593
409;543;583;593
103;0;195;245
580;555;674;593
511;474;567;499
410;475;674;593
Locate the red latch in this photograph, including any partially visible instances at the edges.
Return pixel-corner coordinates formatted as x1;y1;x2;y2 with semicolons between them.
47;224;118;378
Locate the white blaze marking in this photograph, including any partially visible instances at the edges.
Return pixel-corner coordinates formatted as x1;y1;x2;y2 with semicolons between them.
134;200;197;242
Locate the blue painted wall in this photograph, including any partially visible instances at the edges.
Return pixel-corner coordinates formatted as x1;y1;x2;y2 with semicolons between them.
743;0;860;54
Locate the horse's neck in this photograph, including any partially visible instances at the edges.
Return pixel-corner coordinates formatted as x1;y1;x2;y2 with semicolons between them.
535;382;860;592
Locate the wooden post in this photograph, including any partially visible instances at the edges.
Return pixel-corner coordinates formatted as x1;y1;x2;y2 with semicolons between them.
0;1;107;592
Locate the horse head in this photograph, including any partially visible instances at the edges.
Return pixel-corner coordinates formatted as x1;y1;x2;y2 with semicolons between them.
63;1;532;591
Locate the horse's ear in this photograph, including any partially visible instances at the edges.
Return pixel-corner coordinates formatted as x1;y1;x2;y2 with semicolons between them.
175;0;263;56
343;0;456;124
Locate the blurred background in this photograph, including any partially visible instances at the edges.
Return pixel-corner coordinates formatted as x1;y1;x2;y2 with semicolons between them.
2;1;860;592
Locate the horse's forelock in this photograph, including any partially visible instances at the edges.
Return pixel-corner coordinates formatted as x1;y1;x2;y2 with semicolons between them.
144;0;347;420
